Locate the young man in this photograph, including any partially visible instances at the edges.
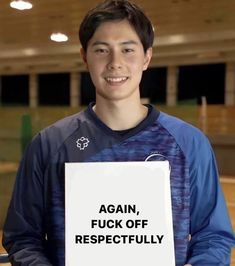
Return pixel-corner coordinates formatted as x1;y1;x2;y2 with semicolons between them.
3;0;235;265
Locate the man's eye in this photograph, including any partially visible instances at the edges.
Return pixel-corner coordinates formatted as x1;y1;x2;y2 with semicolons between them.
95;49;108;54
123;48;134;53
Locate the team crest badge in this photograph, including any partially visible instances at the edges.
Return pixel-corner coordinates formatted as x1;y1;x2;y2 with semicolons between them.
76;137;89;150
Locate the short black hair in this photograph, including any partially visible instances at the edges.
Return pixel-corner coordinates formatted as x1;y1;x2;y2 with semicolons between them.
79;0;154;53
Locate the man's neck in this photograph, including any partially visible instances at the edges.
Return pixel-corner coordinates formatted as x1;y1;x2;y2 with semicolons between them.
93;99;148;131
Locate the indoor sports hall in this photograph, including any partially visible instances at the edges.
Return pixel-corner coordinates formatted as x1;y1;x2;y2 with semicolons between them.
0;0;235;265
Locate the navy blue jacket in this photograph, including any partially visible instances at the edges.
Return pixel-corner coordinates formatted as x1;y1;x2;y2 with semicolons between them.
3;104;235;265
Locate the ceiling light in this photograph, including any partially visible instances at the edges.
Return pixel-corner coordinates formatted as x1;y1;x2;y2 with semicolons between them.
50;33;68;42
10;0;33;10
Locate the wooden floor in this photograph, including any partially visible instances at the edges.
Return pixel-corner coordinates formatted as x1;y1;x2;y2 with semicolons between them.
0;230;10;266
221;177;235;266
0;176;234;265
221;177;235;228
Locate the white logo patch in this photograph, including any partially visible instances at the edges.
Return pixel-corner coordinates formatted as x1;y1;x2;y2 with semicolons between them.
145;152;171;171
145;152;166;161
76;137;89;150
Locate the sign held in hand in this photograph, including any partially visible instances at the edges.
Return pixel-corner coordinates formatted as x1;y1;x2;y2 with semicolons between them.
65;161;175;266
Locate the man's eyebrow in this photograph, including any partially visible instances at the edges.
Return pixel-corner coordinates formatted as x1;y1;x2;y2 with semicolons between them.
120;40;139;45
91;40;139;46
92;41;109;46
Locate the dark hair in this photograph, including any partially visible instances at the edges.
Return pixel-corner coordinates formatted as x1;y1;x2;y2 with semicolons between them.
79;0;154;53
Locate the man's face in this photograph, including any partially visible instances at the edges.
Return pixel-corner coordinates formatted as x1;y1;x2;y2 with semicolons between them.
81;19;152;103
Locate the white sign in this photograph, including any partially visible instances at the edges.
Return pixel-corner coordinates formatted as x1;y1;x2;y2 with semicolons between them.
65;161;175;266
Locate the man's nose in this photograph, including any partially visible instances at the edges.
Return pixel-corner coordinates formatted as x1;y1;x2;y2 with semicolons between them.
107;51;122;70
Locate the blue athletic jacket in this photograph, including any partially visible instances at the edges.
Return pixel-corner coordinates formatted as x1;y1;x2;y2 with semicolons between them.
3;104;235;265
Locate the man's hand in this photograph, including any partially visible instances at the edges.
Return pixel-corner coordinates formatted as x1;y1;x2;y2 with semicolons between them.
184;264;192;266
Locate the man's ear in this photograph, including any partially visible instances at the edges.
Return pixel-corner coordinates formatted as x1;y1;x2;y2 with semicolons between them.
143;47;152;71
80;48;87;64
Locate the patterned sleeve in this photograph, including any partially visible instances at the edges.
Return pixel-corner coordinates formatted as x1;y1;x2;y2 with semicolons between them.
186;132;235;265
2;133;53;265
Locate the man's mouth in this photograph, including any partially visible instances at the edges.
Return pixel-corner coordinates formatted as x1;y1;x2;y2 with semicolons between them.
104;77;129;84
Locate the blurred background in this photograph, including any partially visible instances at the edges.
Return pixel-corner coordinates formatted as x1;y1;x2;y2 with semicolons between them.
0;0;235;265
